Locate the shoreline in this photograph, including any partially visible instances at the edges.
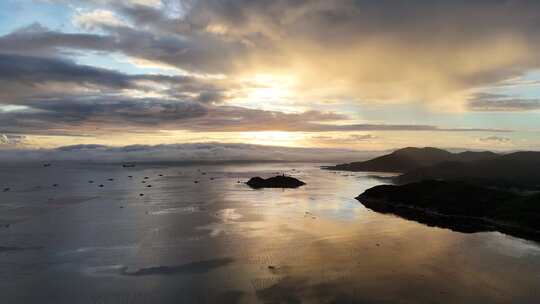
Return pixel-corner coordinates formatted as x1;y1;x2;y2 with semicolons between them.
356;195;540;243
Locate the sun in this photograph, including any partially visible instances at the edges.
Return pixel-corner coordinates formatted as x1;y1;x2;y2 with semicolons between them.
239;131;304;147
231;73;298;111
249;74;294;101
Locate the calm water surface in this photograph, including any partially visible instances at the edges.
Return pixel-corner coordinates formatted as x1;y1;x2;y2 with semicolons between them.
0;162;539;303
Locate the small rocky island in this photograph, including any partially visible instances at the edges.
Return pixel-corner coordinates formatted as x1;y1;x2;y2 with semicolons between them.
356;180;540;241
246;175;306;189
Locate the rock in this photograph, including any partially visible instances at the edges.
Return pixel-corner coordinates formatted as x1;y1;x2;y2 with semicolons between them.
3;187;10;192
122;164;135;168
246;175;306;189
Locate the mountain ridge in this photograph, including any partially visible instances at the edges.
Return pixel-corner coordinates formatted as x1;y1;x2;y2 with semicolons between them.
396;151;540;189
324;147;498;173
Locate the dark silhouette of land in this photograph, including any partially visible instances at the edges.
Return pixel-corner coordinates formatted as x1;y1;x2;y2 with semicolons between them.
397;151;540;189
357;180;540;241
332;147;540;241
328;147;540;189
247;175;306;189
324;147;497;173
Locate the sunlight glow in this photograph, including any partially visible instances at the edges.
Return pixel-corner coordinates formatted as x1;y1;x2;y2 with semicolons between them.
233;73;298;111
238;131;303;147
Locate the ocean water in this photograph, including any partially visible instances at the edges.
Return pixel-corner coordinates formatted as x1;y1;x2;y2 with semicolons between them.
0;162;539;303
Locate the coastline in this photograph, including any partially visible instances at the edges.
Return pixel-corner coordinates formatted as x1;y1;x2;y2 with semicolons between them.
356;194;540;243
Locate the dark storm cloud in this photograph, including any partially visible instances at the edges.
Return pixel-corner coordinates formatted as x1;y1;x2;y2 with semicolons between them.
0;21;244;74
9;1;540;82
0;97;208;135
180;0;540;43
25;98;207;123
0;53;131;88
468;93;540;111
0;23;114;57
0;97;508;136
184;105;512;133
0;53;214;90
0;53;229;105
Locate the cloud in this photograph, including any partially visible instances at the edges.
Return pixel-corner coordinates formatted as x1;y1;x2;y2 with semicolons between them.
0;53;132;89
0;134;26;146
0;97;511;136
311;134;377;145
468;93;540;112
0;97;208;135
0;23;114;58
0;53;230;103
0;142;375;163
0;22;245;74
348;134;376;141
1;50;490;136
106;0;540;105
5;1;540;107
0;54;508;137
0;1;536;149
73;9;127;30
478;136;511;143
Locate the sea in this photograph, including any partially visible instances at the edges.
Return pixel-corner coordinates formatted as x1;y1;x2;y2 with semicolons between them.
1;162;539;303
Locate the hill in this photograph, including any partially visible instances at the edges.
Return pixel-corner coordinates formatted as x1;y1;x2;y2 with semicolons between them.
324;147;497;173
396;151;540;189
356;180;540;241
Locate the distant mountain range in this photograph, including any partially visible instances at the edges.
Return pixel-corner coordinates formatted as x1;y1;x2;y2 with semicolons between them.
324;147;498;173
327;147;540;189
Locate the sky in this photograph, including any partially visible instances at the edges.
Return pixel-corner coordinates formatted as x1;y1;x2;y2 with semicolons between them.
1;0;540;152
